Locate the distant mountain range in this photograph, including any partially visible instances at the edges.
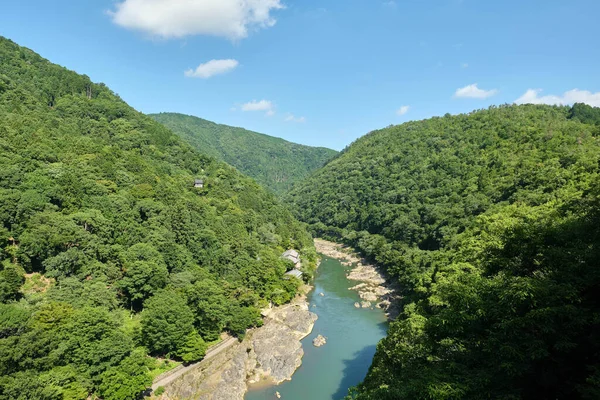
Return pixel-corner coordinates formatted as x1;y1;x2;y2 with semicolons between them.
150;113;337;194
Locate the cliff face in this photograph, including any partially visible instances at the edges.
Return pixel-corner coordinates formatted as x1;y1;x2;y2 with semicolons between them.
159;297;317;400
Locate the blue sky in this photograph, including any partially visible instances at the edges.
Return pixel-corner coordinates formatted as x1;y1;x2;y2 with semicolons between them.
1;0;599;150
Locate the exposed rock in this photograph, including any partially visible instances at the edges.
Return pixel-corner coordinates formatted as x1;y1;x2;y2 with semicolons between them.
313;335;327;347
314;239;361;263
319;292;324;297
269;303;317;339
347;264;385;286
158;295;317;399
349;283;368;291
361;301;372;308
155;338;248;400
251;304;317;384
359;291;378;302
375;286;392;296
315;238;401;320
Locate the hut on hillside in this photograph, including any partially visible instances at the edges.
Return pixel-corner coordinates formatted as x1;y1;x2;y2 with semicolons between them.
285;269;303;279
194;179;204;188
282;249;300;265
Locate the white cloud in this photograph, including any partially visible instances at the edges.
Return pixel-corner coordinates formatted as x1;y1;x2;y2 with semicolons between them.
184;59;239;79
284;113;306;123
109;0;284;40
242;100;273;111
515;89;600;107
454;83;498;99
241;100;275;116
396;105;410;116
383;1;397;7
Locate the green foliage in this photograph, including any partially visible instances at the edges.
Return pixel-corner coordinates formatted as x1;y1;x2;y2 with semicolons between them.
184;279;230;341
0;261;24;302
46;277;119;310
569;102;600;127
177;330;207;363
287;104;600;399
151;112;337;194
0;303;30;338
97;349;153;400
0;36;315;399
141;290;195;357
226;306;263;339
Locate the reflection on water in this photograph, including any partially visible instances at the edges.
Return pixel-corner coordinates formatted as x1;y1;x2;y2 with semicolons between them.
245;256;388;400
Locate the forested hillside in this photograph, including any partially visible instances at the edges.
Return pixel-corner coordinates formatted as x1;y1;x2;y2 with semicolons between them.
287;104;600;399
150;112;337;194
0;37;316;400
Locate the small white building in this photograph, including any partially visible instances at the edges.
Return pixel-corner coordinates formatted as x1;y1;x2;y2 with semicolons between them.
194;179;204;188
282;249;300;265
285;269;303;279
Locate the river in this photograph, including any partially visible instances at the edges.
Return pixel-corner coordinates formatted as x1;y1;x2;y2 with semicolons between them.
244;255;388;400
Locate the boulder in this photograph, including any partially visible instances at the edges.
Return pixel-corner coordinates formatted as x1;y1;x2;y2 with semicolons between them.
313;335;327;347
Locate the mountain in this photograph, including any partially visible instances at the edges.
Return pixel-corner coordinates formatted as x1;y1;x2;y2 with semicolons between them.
287;104;600;399
0;36;316;400
150;112;337;194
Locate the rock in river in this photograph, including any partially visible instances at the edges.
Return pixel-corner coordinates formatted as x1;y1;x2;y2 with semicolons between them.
313;335;327;347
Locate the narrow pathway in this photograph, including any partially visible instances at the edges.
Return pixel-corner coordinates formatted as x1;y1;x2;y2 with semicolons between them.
151;335;238;391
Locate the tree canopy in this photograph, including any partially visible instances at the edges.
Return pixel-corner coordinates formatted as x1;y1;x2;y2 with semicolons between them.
287;104;600;399
0;36;315;399
151;112;337;194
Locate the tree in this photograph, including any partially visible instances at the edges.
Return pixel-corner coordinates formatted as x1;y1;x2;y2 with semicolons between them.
0;36;317;399
227;305;262;339
184;280;229;341
40;366;89;400
0;262;24;302
119;260;168;309
140;290;195;357
0;303;30;338
177;330;207;363
97;349;152;400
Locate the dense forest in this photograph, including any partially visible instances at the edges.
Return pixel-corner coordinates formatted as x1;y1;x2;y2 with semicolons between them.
287;104;600;399
150;113;337;194
0;37;316;400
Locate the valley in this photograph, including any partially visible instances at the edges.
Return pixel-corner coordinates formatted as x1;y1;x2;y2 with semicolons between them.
1;16;600;400
245;242;389;400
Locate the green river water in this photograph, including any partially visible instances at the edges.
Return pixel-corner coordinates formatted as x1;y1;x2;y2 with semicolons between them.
244;255;388;400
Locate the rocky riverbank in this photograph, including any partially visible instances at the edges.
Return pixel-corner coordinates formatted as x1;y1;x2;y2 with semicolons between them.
155;290;317;400
314;239;400;319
